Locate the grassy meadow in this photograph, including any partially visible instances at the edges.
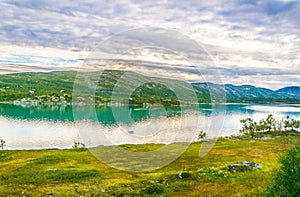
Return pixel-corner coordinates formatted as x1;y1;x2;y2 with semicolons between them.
1;136;299;196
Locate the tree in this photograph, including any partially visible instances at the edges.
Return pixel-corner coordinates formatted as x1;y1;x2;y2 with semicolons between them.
240;118;257;138
258;119;267;132
0;139;5;150
276;118;284;133
283;115;291;131
264;114;276;133
291;119;300;132
295;120;300;132
267;146;300;196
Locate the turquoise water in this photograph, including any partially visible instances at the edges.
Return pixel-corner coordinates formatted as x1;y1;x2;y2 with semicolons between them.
0;103;253;124
0;103;300;149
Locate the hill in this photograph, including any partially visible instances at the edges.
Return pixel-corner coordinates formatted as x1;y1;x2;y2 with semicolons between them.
193;82;300;103
0;71;211;105
0;71;299;105
276;86;300;99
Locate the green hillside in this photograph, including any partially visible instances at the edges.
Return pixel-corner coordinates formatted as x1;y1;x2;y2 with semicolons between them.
0;71;212;105
0;71;76;103
0;71;299;105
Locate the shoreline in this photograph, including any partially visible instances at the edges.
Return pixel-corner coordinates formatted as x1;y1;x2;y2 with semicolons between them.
2;134;299;151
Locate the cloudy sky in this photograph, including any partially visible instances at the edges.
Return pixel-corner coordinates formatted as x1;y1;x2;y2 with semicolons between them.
0;0;299;89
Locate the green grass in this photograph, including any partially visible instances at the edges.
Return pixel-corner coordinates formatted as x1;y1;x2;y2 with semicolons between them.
0;136;299;196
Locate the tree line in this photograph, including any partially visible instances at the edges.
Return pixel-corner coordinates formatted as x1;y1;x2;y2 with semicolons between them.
239;114;300;138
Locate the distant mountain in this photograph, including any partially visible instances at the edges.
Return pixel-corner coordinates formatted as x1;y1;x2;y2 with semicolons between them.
276;86;300;99
192;82;300;102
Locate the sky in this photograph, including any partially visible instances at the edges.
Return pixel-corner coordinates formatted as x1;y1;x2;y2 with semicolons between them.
0;0;299;89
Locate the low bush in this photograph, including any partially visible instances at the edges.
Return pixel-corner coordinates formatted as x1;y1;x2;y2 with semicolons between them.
45;169;100;182
142;182;166;195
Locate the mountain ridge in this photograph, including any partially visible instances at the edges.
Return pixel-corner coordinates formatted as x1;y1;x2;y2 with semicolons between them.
192;82;300;101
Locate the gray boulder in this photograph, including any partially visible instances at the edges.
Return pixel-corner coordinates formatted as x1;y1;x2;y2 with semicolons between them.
228;161;262;172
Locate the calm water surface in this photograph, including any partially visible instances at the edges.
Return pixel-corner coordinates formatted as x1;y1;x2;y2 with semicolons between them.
1;103;300;149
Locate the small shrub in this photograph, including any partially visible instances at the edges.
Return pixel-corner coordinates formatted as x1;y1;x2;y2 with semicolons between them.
72;141;86;149
0;139;6;150
72;141;87;151
142;183;165;195
107;183;138;197
197;130;207;142
177;171;191;179
111;188;137;197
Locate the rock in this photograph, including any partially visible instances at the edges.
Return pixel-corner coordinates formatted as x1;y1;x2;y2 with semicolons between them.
228;161;262;172
28;90;35;96
128;130;134;134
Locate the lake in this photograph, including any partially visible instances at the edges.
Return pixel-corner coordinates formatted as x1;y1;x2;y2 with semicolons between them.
1;103;300;150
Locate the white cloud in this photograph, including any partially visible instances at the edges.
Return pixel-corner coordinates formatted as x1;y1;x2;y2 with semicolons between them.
0;0;299;89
